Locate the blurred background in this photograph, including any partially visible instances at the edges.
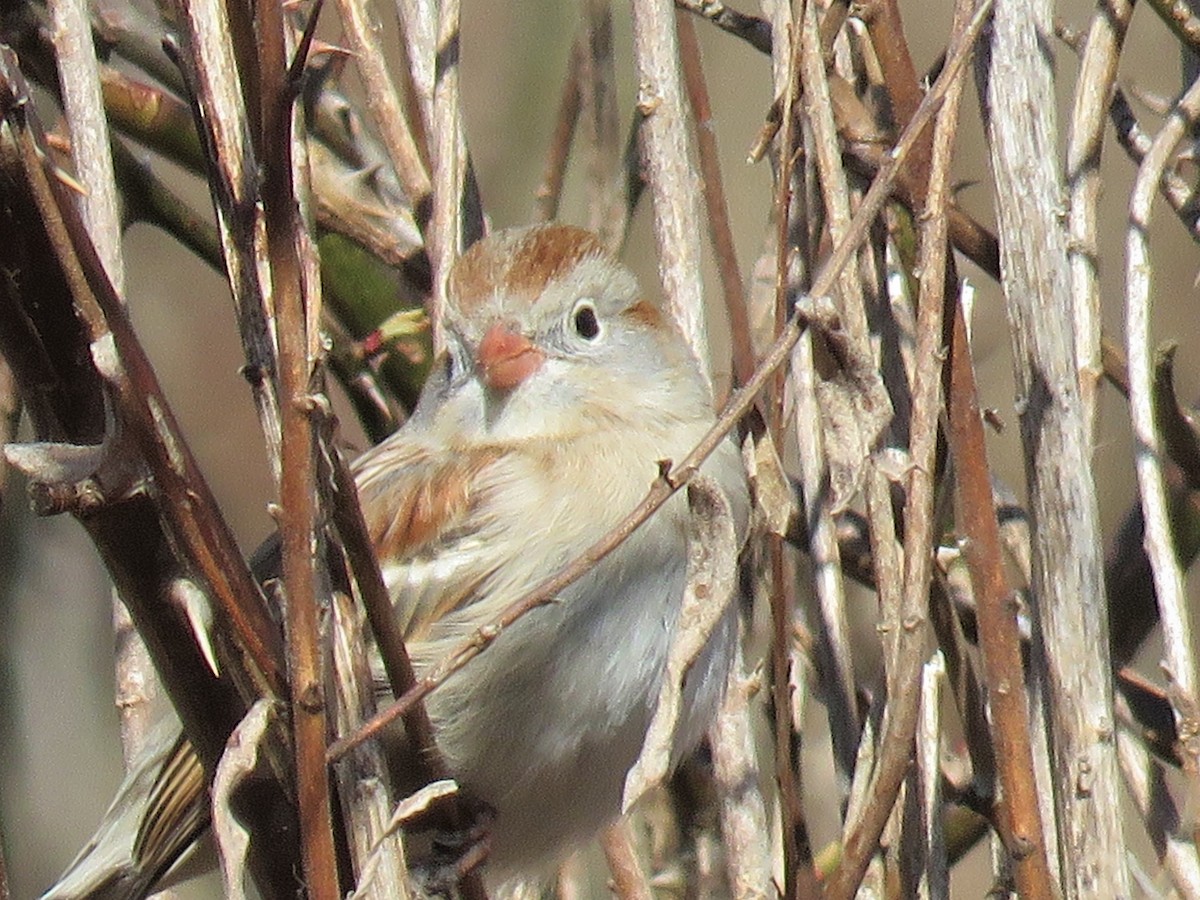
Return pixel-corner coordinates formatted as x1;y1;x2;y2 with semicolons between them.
1;0;1197;895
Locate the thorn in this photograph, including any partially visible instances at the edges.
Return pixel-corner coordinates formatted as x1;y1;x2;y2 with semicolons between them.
50;161;88;196
172;578;220;677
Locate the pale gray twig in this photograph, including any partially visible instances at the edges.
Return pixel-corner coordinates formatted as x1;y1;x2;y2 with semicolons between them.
50;0;122;292
333;0;432;210
1125;71;1200;797
708;635;772;900
630;0;713;395
979;0;1127;890
1065;0;1133;439
428;0;466;355
330;593;410;899
163;0;283;481
1116;720;1200;899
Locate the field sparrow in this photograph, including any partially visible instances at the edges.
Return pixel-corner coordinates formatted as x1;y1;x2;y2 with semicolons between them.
45;223;750;896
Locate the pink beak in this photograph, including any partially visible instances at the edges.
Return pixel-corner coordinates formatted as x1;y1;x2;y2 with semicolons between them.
476;323;545;391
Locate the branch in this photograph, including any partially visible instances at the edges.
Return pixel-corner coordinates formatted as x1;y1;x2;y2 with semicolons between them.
677;12;755;390
256;0;338;890
1125;70;1200;810
979;0;1128;889
1065;0;1133;436
631;0;713;394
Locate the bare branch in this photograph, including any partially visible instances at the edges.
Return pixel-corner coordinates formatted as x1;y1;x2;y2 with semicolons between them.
677;12;755;391
333;0;432;211
1125;70;1200;802
979;0;1128;889
255;0;338;890
1066;0;1133;437
630;0;712;394
601;821;654;900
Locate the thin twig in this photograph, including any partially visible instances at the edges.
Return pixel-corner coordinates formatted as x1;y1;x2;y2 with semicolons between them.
580;0;621;245
1125;70;1200;807
0;51;302;894
677;12;755;390
942;290;1056;900
1145;0;1200;53
329;592;410;898
708;636;773;900
333;0;432;210
1065;0;1133;438
900;652;948;899
428;0;465;354
819;0;968;891
395;0;437;135
673;0;772;53
769;15;813;899
50;0;123;291
163;0;283;481
798;0;901;609
327;450;449;781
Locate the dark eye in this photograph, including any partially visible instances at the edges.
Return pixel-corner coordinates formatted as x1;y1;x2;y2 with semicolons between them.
572;302;600;340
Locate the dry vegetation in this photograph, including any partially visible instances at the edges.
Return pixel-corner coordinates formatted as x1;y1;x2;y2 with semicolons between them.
0;0;1198;897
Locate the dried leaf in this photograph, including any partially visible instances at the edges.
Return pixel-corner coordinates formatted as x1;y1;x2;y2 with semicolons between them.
212;699;276;900
349;780;459;899
745;430;796;537
1153;343;1200;491
622;475;740;811
815;370;886;511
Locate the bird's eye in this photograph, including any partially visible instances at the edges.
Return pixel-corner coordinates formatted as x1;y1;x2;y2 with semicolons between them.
572;301;601;340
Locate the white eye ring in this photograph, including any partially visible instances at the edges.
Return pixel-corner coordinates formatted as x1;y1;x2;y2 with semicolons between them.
571;299;601;340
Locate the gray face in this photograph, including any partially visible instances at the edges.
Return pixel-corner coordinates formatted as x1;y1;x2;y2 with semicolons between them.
423;227;708;444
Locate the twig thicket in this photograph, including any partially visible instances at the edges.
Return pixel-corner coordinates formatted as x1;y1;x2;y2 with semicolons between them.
2;0;1200;897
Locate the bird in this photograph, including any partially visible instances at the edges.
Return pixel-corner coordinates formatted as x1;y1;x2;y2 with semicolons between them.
43;223;750;897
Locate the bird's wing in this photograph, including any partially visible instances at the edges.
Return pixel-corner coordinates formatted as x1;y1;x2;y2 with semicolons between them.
351;436;507;644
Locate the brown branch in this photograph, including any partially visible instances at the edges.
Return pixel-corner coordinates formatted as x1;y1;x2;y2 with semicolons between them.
890;0;965;888
327;1;996;765
601;821;654;900
327;452;447;780
677;11;755;391
770;16;816;896
532;40;581;223
257;0;339;894
673;0;772;54
162;0;284;479
820;0;973;892
942;293;1056;900
580;0;621;246
0;49;301;897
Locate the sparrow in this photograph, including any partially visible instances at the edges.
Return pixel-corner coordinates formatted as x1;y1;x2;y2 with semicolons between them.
44;223;750;897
